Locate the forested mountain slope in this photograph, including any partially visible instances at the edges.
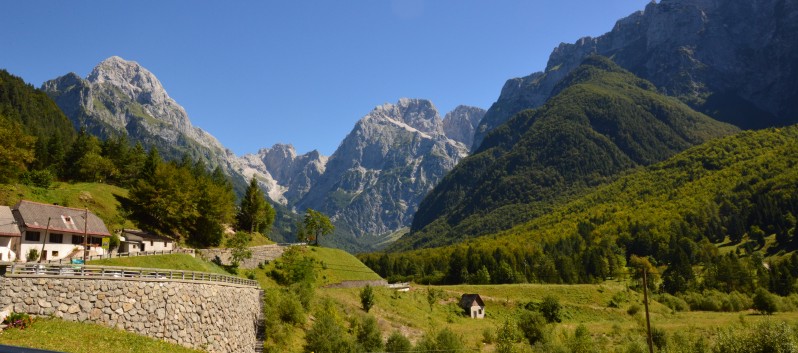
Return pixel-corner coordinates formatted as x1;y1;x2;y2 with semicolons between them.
398;56;737;251
364;124;798;290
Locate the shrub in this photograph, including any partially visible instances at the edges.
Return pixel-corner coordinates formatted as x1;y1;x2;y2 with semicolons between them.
627;304;641;316
609;291;628;308
650;327;667;351
713;321;796;352
482;327;495;344
540;295;562;323
20;169;54;188
752;287;779;315
360;284;375;312
678;290;752;312
26;248;39;262
355;315;383;352
2;312;32;329
518;310;548;346
655;293;689;312
385;331;412;353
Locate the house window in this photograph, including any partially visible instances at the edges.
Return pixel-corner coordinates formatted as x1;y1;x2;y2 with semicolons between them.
50;233;63;243
72;235;84;245
25;231;41;242
52;250;59;257
164;241;167;247
150;240;154;246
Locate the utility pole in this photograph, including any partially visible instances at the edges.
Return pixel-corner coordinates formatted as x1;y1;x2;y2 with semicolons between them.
82;207;89;262
38;217;51;263
643;268;654;353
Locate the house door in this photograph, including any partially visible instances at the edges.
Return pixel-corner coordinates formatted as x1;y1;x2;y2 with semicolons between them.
141;242;145;252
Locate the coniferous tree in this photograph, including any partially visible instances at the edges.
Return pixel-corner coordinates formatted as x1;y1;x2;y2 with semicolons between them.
237;177;275;234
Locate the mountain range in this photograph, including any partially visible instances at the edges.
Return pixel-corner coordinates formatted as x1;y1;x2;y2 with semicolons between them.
41;57;484;249
472;0;798;150
26;0;798;252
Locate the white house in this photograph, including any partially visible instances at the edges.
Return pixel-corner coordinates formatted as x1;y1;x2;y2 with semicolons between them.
119;229;175;253
13;200;111;262
0;206;21;261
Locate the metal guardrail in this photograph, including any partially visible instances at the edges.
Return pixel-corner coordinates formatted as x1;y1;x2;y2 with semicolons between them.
45;249;196;264
4;263;259;287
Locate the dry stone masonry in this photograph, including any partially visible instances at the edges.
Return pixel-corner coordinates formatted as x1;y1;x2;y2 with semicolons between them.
197;244;285;269
0;276;261;353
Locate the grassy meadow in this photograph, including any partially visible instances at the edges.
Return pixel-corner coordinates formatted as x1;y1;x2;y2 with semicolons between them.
0;318;204;353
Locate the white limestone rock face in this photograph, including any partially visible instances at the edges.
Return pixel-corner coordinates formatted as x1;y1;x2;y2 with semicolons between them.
42;56;244;187
442;105;486;148
297;98;469;237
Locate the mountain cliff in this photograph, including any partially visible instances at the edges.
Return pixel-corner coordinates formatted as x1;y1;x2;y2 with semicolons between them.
472;0;798;150
398;56;738;250
297;98;470;238
42;57;242;180
237;144;327;205
442;105;486;148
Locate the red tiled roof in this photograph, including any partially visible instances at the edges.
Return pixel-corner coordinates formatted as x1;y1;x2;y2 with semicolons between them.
13;200;111;237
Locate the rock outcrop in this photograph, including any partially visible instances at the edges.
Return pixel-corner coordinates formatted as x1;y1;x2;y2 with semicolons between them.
442;105;486;148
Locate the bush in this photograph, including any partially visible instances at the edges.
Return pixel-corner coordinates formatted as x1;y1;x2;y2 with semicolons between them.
678;290;752;312
655;293;689;312
385;331;412;353
20;169;54;188
752;287;779;315
518;310;548;346
2;312;32;329
627;304;641;316
355;315;383;352
360;284;375;312
482;327;495;344
651;327;667;351
415;328;465;353
713;321;796;352
26;248;39;262
540;295;562;323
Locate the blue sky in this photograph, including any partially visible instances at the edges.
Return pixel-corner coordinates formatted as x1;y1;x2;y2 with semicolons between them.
2;0;650;156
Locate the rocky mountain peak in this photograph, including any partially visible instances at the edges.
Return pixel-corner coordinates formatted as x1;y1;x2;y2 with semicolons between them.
370;98;444;136
442;105;486;147
87;56;170;107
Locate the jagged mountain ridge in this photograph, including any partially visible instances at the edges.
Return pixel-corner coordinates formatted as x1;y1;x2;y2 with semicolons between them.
42;57;483;247
295;98;475;238
472;0;798;150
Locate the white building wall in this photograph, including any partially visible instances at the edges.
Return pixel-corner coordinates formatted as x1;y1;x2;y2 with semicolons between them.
0;237;17;261
143;239;174;252
19;231;100;262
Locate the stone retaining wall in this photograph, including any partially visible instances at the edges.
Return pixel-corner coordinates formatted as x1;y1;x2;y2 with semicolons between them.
197;245;285;269
0;277;261;353
324;279;388;288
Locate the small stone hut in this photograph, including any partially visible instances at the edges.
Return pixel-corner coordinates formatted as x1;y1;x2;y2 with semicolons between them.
459;293;485;319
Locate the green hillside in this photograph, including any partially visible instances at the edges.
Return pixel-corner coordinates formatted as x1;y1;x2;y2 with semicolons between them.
401;56;738;251
0;317;203;353
88;254;229;275
364;125;798;293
